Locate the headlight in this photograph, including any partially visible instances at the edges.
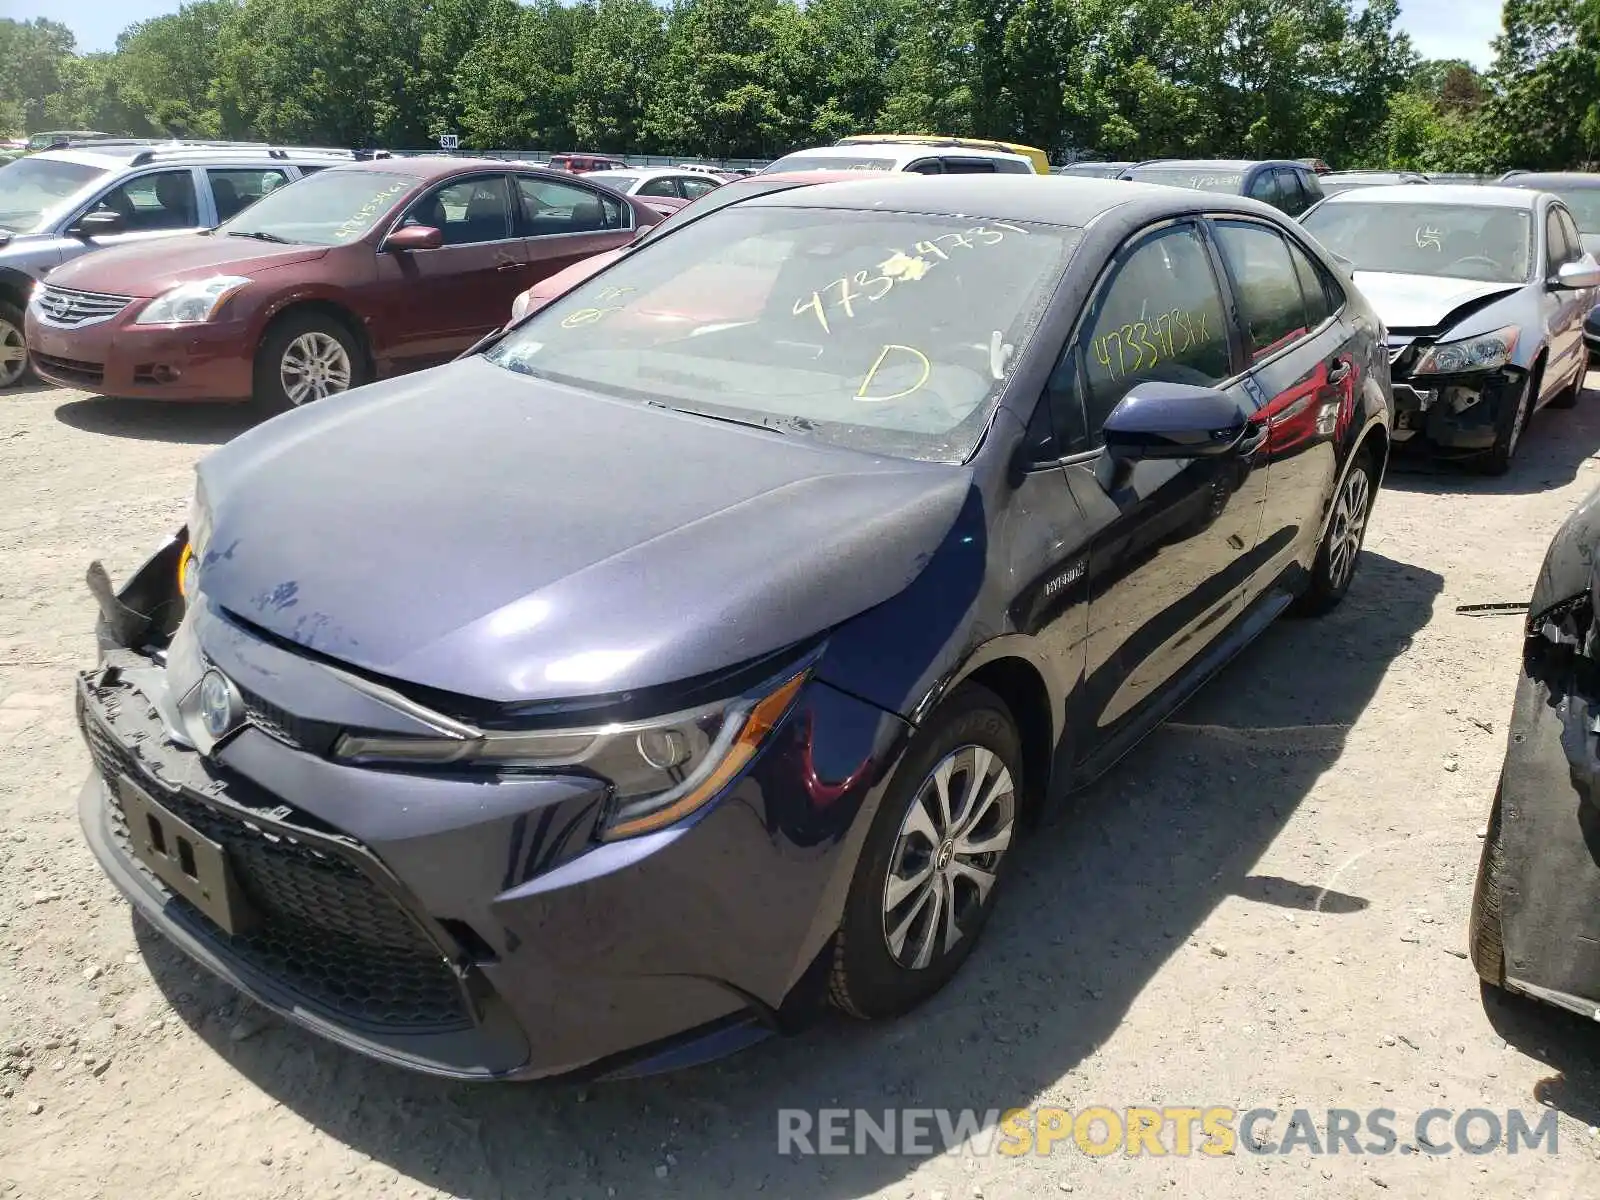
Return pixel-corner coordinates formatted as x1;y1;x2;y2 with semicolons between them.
178;477;212;599
335;666;811;840
1412;325;1520;375
136;276;251;325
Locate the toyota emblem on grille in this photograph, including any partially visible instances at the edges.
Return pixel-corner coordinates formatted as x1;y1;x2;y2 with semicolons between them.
198;669;242;738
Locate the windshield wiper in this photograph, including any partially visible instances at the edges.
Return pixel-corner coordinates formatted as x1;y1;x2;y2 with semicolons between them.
226;230;292;244
645;400;789;435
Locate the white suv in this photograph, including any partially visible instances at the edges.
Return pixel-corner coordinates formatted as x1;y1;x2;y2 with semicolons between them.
0;139;354;387
760;141;1036;176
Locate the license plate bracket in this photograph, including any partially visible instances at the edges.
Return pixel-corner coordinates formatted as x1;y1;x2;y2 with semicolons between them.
117;778;256;936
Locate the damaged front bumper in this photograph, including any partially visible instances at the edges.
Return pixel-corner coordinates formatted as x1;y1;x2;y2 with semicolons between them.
1390;366;1527;451
1478;595;1600;1021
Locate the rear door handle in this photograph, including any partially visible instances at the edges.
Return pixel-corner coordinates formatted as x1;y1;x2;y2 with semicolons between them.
496;261;526;272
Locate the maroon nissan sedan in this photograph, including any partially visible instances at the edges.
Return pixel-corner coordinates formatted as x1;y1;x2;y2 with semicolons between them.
26;158;660;409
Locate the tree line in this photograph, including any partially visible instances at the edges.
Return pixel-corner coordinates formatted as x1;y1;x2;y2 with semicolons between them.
0;0;1595;171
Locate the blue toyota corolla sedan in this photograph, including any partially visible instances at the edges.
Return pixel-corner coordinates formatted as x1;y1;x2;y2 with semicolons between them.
76;176;1392;1081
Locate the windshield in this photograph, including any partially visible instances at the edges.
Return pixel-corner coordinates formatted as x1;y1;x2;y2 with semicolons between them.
218;168;413;246
486;206;1080;462
0;156;107;233
762;155;895;174
1302;201;1533;283
1124;167;1244;191
1320;176;1402;195
1553;189;1600;234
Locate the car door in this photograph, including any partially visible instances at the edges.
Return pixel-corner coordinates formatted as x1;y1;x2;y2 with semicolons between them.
1246;169;1281;210
1210;217;1354;603
513;174;637;289
65;167;205;250
1042;219;1269;759
1543;204;1589;402
1273;169;1309;218
375;172;525;366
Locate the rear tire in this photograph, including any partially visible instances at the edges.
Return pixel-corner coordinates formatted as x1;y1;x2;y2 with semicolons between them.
1293;446;1376;617
0;300;32;389
1469;781;1508;988
829;684;1022;1020
253;311;367;413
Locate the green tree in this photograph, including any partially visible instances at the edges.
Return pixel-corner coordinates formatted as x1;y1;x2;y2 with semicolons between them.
0;17;77;133
570;0;669;151
452;0;585;148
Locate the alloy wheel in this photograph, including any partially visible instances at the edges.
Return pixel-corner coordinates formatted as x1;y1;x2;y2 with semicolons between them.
279;331;353;405
1327;465;1371;591
882;745;1015;970
0;315;26;388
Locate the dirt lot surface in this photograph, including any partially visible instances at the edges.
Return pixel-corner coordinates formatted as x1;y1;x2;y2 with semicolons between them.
3;381;1600;1200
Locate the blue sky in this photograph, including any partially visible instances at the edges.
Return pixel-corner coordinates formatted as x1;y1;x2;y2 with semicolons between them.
17;0;1506;66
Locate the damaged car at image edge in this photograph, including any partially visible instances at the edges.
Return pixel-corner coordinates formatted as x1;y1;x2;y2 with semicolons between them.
1472;481;1600;1024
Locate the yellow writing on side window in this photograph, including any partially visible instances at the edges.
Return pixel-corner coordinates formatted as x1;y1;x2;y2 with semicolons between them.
1091;308;1214;383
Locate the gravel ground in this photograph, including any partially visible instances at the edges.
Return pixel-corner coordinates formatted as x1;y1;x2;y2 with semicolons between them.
2;380;1599;1200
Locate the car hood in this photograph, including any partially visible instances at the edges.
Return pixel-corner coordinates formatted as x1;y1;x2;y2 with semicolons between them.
46;232;328;298
520;248;625;315
1351;271;1525;332
195;356;971;705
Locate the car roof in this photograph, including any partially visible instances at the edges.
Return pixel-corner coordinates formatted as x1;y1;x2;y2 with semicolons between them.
776;142;1028;167
587;167;691;180
1320;183;1542;209
1500;172;1600;189
1127;159;1288;171
740;174;1279;227
31;143;352;169
321;156;568;181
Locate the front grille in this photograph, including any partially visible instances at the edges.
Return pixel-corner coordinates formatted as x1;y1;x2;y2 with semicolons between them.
79;685;473;1033
31;352;104;386
233;680;332;752
32;285;132;329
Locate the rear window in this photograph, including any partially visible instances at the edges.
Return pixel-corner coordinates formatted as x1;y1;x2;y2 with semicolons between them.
486;206;1081;463
1124;167;1245;192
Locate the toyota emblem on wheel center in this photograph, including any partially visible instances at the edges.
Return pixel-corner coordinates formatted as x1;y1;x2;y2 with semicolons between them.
198;669;240;739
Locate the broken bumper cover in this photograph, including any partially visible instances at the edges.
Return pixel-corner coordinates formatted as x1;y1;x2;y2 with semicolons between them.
72;546;903;1080
1390;369;1525;451
1491;630;1600;1021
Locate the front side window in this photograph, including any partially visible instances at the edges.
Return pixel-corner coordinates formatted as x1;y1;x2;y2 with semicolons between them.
0;156;107;233
1558;208;1585;261
637;177;680;198
1247;170;1282;208
219;168;413;245
1214;221;1313;360
940;158;997;174
680;176;719;199
1073;223;1232;438
88;170;198;231
516;177;623;235
1302;201;1533;283
406;175;512;245
486;206;1081;462
1553;189;1600;236
207;168;290;221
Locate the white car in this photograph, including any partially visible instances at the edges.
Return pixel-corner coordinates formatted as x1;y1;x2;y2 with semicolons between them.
760;141;1035;176
582;168;724;203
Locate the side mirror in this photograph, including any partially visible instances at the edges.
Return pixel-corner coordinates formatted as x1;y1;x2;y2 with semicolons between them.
1102;381;1249;462
1554;257;1600;290
69;210;125;237
384;224;442;251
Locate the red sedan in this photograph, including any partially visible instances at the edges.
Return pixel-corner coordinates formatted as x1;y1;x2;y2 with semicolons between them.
26;158;661;409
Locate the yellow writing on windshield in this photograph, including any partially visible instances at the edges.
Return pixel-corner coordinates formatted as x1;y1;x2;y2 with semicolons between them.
1415;226;1443;251
1092;308;1214;382
791;224;1028;335
335;181;408;241
560;306;623;329
856;344;931;401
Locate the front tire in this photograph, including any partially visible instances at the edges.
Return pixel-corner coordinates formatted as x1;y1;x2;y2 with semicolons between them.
829;684;1022;1020
0;300;31;389
1480;373;1535;475
253;312;366;412
1293;447;1376;617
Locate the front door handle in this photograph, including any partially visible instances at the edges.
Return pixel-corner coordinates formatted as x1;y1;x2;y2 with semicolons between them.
496;260;526;272
1235;424;1269;456
1327;359;1352;385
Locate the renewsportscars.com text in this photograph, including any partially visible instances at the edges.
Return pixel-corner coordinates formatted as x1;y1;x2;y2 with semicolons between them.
776;1106;1561;1157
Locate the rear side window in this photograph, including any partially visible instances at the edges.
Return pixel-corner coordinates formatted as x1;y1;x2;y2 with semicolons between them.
1247;170;1281;208
637;177;680;198
207;168;290;221
994;158;1035;174
940;157;997;174
1287;237;1338;328
1275;170;1309;217
680;176;719;199
1214;220;1312;359
1071;223;1232;439
516;176;624;235
1301;171;1325;205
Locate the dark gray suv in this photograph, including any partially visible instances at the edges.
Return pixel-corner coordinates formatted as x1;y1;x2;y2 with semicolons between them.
0;139;354;387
